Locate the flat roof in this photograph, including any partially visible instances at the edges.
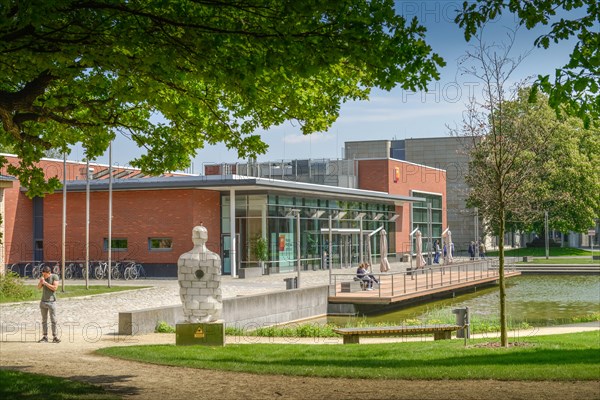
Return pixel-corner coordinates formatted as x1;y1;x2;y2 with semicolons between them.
61;174;425;205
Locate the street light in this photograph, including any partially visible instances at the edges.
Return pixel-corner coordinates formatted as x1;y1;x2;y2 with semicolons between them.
285;209;301;288
333;211;346;220
388;214;400;222
310;210;325;219
354;213;366;263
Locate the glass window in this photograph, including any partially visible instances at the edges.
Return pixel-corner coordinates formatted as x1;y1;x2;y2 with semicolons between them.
148;238;173;251
411;191;443;251
103;238;127;251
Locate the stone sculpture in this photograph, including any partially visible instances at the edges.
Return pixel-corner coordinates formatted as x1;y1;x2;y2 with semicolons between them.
177;225;222;323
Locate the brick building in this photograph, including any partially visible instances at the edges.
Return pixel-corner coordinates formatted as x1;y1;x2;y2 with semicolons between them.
2;153;446;277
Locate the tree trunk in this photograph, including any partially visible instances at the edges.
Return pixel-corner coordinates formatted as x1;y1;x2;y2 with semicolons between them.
499;208;508;347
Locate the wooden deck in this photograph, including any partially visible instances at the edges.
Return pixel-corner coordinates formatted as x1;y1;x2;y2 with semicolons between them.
328;262;521;305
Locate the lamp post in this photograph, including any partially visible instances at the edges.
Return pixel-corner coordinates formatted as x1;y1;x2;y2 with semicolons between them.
474;207;479;258
354;213;366;263
286;209;301;288
545;211;549;259
85;158;90;289
61;152;67;293
107;142;112;288
328;214;333;286
427;203;433;264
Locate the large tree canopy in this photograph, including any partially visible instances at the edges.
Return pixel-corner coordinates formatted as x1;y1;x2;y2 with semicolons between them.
0;0;444;197
456;0;599;127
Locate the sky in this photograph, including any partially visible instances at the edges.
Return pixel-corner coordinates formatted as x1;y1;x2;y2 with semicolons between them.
68;1;579;172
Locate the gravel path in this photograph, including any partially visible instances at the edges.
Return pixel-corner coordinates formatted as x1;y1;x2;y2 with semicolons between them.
1;271;599;400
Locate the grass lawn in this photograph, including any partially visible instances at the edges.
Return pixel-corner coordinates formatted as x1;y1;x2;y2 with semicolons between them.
0;369;119;399
487;247;597;257
0;285;147;304
518;258;600;265
97;331;600;381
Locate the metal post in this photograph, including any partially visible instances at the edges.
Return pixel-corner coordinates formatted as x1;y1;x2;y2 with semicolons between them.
230;189;236;278
328;215;332;285
427;203;433;264
85;158;90;289
107;142;112;288
474;207;479;258
545;211;549;259
296;211;301;288
61;153;66;292
359;215;363;264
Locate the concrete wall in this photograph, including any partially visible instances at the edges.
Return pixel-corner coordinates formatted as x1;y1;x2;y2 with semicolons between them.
345;140;391;159
119;285;330;335
403;137;472;253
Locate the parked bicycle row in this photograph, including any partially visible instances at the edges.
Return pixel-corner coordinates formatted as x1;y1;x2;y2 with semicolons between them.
4;260;147;280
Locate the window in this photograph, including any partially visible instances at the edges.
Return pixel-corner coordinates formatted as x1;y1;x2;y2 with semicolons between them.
411;191;443;251
148;238;173;251
103;238;128;251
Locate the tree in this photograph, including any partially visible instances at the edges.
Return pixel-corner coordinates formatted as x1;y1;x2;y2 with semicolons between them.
0;0;444;197
456;0;600;128
451;34;557;347
511;97;600;236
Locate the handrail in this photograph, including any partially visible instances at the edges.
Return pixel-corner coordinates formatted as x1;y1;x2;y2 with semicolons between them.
329;259;511;297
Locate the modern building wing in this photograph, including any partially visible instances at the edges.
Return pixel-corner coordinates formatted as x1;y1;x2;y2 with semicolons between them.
2;154;446;277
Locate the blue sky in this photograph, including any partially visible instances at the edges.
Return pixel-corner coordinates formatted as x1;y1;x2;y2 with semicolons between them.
69;1;578;171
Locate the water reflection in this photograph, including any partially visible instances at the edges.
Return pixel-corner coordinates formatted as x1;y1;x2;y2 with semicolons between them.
329;275;600;326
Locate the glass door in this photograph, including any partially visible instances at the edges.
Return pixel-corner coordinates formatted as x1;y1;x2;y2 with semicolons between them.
220;234;240;275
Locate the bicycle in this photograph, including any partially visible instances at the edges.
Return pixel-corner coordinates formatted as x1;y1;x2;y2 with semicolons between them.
31;262;44;279
123;261;137;280
5;263;20;276
94;261;108;279
94;261;122;280
65;262;79;279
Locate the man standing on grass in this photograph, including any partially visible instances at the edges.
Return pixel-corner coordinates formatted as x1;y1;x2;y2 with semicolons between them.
37;266;60;343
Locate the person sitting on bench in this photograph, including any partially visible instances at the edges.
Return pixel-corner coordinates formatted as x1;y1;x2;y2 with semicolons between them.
364;263;380;286
356;263;375;290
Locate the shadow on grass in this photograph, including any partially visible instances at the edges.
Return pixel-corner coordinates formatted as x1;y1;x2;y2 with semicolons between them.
0;368;139;399
216;348;600;370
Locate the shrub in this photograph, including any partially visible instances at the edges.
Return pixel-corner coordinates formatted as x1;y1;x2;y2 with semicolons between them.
155;321;175;333
0;272;35;302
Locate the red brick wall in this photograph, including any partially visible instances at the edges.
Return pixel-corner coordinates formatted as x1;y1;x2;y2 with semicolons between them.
42;189;221;264
1;155;213;265
358;159;447;255
3;187;33;263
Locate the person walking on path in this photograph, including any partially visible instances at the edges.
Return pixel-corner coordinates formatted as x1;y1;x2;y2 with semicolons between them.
37;266;61;343
479;241;486;259
468;241;475;260
433;240;441;264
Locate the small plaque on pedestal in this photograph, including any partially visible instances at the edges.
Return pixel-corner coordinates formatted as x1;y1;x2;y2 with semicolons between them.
176;322;225;346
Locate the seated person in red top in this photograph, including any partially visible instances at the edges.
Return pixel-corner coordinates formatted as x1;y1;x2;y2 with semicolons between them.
356;263;377;290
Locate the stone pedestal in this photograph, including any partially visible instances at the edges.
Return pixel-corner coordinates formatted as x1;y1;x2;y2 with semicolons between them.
176;322;225;346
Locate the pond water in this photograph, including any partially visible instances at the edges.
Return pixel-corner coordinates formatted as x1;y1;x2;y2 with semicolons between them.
328;275;600;327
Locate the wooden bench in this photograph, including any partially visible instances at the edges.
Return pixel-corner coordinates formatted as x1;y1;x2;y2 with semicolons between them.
333;325;462;344
340;277;368;293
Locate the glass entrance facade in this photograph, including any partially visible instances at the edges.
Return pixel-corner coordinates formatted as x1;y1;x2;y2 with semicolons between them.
221;193;396;274
410;191;443;254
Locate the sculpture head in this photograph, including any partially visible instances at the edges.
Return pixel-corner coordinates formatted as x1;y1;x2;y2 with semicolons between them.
192;225;208;246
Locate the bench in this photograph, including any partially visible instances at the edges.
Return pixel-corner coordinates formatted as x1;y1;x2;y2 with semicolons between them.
333;324;462;344
340;277;368;292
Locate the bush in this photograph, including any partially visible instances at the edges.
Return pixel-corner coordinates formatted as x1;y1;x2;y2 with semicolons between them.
155;321;176;333
526;237;560;248
0;272;35;302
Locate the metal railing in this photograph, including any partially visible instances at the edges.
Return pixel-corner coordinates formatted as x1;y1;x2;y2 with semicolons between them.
329;259;517;297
